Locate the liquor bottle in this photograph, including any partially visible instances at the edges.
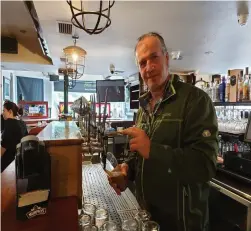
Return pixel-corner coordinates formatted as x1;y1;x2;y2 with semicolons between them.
211;82;216;102
243;67;249;100
225;76;230;102
215;81;220;102
237;72;243;102
208;82;213;101
249;74;251;101
219;76;226;102
204;82;210;96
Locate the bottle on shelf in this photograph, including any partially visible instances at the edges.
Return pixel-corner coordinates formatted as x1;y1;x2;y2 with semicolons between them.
229;69;238;102
203;82;210;96
211;82;216;102
249;72;251;101
214;81;220;102
243;67;249;101
225;76;230;102
208;82;213;101
237;72;243;102
219;76;226;102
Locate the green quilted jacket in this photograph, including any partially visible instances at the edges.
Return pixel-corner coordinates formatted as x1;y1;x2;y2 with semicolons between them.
126;75;218;231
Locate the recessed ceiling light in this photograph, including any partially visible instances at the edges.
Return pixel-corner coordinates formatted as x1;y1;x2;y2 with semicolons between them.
205;51;213;55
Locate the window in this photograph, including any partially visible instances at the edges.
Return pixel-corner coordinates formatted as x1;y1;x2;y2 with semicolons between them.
17;76;44;101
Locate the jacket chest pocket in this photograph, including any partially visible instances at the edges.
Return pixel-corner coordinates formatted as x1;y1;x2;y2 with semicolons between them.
151;118;182;148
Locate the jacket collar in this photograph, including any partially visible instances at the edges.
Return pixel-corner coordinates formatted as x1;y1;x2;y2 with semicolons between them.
139;74;178;109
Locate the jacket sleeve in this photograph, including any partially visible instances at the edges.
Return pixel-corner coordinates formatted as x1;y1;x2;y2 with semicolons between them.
125;152;137;182
149;92;218;184
124;108;144;182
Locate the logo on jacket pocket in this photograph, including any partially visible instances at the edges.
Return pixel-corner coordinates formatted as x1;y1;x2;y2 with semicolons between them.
202;130;211;137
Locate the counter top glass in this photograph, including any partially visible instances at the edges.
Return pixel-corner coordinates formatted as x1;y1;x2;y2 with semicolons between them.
37;121;82;146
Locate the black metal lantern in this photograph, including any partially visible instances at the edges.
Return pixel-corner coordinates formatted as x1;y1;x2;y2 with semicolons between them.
63;35;87;89
66;0;115;35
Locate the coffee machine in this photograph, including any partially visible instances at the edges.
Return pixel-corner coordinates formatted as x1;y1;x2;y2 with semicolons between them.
16;135;51;220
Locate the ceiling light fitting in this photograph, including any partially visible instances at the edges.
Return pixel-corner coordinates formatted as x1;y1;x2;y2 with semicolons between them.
238;14;249;26
66;0;115;35
63;34;87;89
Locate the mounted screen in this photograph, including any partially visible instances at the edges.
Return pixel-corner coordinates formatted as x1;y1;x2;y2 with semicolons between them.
96;80;125;102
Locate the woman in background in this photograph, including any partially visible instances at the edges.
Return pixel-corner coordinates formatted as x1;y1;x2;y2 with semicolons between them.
1;101;28;172
1;113;4;132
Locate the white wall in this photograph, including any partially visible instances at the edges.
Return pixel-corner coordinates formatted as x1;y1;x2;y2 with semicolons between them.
1;70;111;117
197;74;212;82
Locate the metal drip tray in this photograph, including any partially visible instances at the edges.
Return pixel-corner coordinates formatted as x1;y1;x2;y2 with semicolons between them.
82;164;140;224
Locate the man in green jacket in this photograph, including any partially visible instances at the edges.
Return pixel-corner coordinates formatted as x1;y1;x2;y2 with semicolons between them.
109;32;218;231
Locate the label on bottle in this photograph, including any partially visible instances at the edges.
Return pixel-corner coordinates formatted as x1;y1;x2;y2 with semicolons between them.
230;76;236;86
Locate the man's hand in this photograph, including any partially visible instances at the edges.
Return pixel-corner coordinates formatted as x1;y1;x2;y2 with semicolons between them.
107;163;128;195
119;127;150;159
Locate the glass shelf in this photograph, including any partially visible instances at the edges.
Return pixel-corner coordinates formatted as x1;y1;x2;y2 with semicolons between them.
214;102;251;106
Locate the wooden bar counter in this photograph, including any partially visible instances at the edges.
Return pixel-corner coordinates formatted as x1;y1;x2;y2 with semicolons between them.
1;162;79;231
37;121;83;206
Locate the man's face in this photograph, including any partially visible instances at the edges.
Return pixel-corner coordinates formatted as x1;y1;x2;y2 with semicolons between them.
135;36;169;92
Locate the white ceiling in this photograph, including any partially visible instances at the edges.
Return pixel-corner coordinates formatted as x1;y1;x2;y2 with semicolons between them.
1;1;50;57
1;1;53;70
4;1;251;76
1;1;35;36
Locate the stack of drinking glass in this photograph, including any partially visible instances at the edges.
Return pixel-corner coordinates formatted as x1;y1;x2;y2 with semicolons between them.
79;203;160;230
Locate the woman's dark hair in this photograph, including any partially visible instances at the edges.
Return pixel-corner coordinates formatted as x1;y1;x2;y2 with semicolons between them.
3;100;23;116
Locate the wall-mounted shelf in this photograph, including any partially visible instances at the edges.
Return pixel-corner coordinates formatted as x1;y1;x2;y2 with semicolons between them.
214;102;251;106
129;73;149;109
129;84;139;109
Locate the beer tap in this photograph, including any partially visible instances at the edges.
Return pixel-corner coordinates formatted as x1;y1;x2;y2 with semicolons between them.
72;90;111;169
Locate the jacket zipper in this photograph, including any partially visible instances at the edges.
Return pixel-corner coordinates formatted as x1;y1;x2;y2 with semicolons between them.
140;91;175;209
177;121;181;227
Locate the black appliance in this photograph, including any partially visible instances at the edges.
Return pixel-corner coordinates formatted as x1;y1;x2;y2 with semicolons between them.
96;79;125;102
1;36;18;54
16;135;51;220
49;74;59;81
224;151;251;178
